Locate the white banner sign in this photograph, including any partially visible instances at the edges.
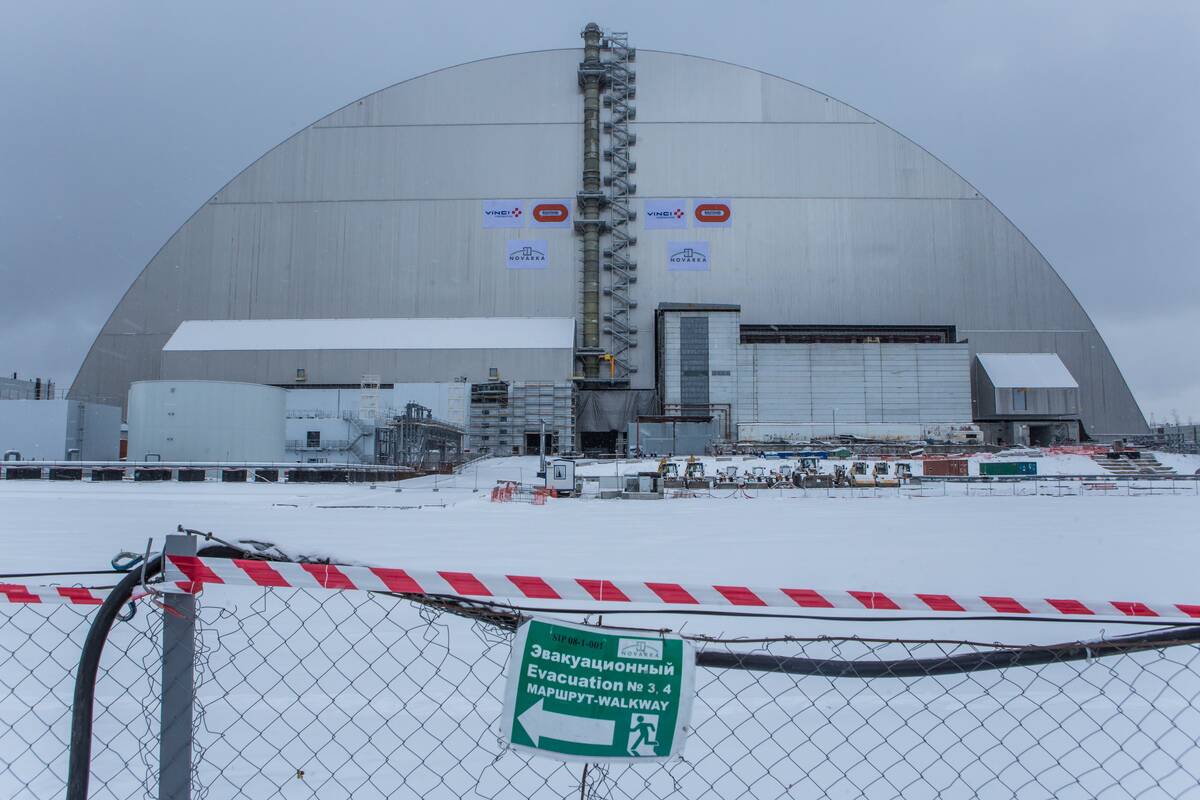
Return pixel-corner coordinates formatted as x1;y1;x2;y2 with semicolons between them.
483;200;525;228
691;199;732;228
507;239;549;269
666;241;710;271
529;200;573;229
643;199;688;229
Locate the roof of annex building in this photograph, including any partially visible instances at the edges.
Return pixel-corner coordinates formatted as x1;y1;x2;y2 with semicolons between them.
163;318;576;352
977;353;1079;389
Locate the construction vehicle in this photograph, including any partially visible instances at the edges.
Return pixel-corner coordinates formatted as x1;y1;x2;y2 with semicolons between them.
716;465;740;484
683;456;708;486
663;455;712;489
745;465;771;488
832;464;851;487
849;461;875;487
871;461;901;488
657;458;679;480
787;458;830;488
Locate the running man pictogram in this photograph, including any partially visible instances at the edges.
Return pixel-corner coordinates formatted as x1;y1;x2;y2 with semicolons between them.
627;714;658;756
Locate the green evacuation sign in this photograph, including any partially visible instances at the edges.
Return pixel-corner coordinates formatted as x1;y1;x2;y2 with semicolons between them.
501;618;694;763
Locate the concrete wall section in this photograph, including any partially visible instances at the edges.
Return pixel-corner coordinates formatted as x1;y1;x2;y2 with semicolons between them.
127;381;285;462
0;401;69;460
0;400;120;460
71;402;122;461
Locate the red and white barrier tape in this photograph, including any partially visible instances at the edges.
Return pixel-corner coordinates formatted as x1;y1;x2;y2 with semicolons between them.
0;583;107;606
165;555;1200;622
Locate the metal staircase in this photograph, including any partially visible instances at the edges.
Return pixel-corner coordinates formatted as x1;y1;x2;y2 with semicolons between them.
601;31;637;381
1091;452;1177;476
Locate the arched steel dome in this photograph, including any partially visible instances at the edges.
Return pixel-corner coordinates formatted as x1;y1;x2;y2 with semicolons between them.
70;48;1146;435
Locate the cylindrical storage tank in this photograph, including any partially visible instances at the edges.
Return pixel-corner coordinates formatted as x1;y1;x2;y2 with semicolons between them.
127;381;285;463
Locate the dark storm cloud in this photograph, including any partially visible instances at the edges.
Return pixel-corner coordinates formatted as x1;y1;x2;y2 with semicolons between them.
1;1;1196;419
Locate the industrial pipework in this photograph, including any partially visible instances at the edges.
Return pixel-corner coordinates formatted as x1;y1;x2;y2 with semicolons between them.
575;22;607;379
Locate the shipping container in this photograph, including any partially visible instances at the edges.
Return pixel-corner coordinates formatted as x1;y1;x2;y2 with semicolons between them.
980;462;1038;476
922;459;968;477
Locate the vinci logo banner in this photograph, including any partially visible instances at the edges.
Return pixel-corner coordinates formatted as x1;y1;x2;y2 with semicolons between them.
507;240;549;269
692;199;732;227
529;200;572;229
666;241;710;271
483;200;525;228
643;199;688;230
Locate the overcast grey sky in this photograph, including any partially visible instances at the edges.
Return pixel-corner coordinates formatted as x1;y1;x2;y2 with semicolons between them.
2;1;1197;423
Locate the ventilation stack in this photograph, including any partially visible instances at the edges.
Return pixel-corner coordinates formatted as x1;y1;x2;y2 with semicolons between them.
575;22;607;380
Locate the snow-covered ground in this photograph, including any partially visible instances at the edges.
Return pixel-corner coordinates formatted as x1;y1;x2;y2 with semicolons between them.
4;452;1200;799
3;452;1199;642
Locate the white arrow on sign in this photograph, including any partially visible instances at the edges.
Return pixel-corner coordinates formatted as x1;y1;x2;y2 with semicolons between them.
517;700;616;747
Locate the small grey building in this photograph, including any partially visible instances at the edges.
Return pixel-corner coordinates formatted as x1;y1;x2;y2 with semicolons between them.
973;353;1081;445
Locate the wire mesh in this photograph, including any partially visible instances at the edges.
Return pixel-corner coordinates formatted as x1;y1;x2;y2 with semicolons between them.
6;585;1200;799
188;586;1200;800
0;598;164;800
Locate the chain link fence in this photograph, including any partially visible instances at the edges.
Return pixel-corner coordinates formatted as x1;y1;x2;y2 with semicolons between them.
0;594;165;800
4;557;1200;799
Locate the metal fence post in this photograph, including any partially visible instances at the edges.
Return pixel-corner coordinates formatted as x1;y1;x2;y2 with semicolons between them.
160;534;195;800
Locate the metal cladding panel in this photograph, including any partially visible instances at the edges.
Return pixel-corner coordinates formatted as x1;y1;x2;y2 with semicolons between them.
317;51;584;126
72;49;1146;435
75;402;122;461
738;343;970;425
160;347;574;385
736;345;756;422
678;316;710;407
915;346;972;423
989;386;1080;418
744;345;814;423
0;400;70;460
216;125;581;203
705;312;740;419
811;345;868;423
660;315;681;406
633;199;1096;333
635;51;872;123
634;124;975;199
127;381;286;462
881;346;920;423
863;343;885;422
973;361;1000;418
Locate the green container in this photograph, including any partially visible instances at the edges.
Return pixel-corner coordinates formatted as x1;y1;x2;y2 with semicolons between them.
981;462;1037;476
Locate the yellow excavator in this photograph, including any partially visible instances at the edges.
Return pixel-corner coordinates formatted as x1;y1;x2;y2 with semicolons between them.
660;456;709;488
